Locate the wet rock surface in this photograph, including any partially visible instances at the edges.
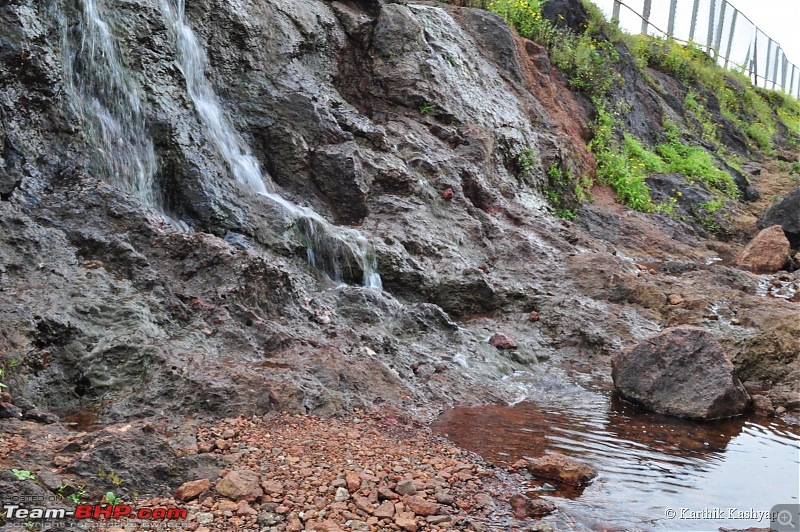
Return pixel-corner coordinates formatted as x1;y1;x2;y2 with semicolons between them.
519;453;597;487
612;326;751;420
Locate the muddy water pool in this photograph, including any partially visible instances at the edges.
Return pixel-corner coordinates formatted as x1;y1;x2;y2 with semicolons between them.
433;375;799;531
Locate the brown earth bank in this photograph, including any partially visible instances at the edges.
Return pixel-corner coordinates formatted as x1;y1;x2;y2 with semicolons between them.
0;0;799;527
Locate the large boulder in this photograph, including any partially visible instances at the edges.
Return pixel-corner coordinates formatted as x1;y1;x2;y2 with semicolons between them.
759;188;800;247
611;326;750;420
732;225;791;273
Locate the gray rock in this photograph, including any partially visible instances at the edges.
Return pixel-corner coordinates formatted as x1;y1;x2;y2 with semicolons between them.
612;326;750;419
759;188;800;247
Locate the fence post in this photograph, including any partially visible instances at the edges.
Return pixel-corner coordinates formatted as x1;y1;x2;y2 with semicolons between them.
688;0;700;43
667;0;678;38
641;0;652;35
612;0;621;23
752;32;759;86
713;1;727;59
791;65;796;97
772;47;780;89
781;56;788;92
765;38;772;89
706;0;716;53
723;9;737;68
743;41;752;77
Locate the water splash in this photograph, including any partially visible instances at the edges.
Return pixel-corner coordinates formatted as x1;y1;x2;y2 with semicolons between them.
56;0;161;208
158;0;381;289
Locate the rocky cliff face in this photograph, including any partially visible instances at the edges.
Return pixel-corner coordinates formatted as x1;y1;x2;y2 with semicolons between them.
0;0;797;469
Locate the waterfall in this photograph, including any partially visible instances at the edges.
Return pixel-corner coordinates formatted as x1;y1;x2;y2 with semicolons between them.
158;0;382;290
56;0;161;209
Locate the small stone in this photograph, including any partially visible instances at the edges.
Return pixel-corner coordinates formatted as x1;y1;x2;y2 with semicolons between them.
215;439;231;451
426;515;452;524
443;187;454;201
374;500;395;519
489;333;517;350
345;471;362;492
752;395;775;416
667;294;683;305
528;311;540;322
353;495;373;513
174;479;211;502
236;501;257;516
395;511;418;532
524;453;597;486
378;487;399;500
334;486;350;502
222;429;236;439
395;479;417;496
261;479;284;496
434;491;454;506
195;512;214;525
404;495;439;517
218;499;238;512
197;441;215;453
215;469;263;501
473;493;494;510
509;494;556;518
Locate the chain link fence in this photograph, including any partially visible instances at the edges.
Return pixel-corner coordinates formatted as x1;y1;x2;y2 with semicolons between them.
593;0;800;98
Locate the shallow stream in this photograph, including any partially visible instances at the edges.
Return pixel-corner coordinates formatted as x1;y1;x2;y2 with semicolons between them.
433;377;800;531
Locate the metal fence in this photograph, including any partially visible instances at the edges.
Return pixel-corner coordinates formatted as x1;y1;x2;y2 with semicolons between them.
592;0;800;98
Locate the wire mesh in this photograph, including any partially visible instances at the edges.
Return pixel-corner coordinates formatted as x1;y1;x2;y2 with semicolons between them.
593;0;800;97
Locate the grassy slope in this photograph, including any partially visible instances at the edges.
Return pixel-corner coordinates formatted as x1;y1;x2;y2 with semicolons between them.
451;0;800;226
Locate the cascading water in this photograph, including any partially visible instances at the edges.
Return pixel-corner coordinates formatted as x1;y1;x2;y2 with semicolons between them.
55;0;161;209
158;0;381;289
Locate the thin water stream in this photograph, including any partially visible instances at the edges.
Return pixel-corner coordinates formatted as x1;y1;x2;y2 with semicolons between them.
434;379;800;531
57;0;160;208
158;0;381;289
56;0;381;288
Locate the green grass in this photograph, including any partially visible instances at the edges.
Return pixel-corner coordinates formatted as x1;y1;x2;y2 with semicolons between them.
589;103;654;211
482;0;620;99
657;123;740;198
449;0;800;222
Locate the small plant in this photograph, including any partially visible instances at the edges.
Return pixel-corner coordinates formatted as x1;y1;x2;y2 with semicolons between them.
419;102;437;116
12;469;36;481
67;485;86;505
0;358;21;390
98;469;123;488
103;492;122;505
555;208;577;220
517;148;537;173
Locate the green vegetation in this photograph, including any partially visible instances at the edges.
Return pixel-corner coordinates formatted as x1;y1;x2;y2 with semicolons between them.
589;103;653;211
0;357;21;390
452;0;800;223
517;147;537;172
484;0;620;98
419;102;437;115
545;163;578;220
12;469;36;481
98;469;123;488
104;492;123;505
657;122;739;198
